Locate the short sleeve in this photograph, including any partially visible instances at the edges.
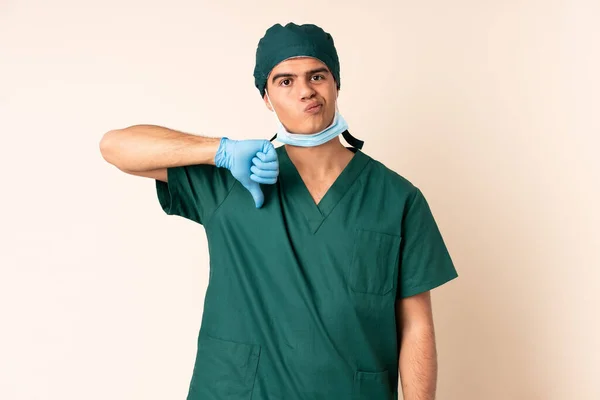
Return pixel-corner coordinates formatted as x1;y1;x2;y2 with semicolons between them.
155;164;236;225
397;187;458;299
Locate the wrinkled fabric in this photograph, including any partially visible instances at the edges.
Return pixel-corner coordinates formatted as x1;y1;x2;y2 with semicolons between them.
155;146;458;399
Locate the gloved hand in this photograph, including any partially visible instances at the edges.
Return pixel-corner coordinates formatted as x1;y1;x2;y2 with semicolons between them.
214;137;279;208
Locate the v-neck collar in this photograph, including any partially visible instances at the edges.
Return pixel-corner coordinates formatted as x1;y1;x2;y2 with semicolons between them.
278;145;370;234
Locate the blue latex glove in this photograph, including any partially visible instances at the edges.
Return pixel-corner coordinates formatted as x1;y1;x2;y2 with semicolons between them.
214;137;279;208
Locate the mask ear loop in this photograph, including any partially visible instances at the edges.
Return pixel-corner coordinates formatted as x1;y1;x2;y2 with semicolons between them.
265;90;280;120
266;89;284;143
333;87;341;116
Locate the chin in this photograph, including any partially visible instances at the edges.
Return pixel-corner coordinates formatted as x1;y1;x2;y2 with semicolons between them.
299;127;324;135
304;120;331;134
287;116;331;135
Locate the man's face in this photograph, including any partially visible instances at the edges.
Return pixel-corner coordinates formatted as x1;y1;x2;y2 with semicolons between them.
263;57;338;135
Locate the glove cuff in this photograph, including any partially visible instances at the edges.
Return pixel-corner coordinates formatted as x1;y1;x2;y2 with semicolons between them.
214;137;231;169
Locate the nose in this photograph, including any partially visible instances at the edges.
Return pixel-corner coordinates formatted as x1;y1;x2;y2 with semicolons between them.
297;78;316;100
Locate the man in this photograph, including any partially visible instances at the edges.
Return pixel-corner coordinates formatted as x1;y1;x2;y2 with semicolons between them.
100;22;458;400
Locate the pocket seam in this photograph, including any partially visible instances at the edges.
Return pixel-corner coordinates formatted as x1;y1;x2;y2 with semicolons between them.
355;369;390;381
190;334;261;399
354;369;392;400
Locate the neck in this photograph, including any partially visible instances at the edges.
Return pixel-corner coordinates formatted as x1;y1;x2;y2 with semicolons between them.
284;137;354;179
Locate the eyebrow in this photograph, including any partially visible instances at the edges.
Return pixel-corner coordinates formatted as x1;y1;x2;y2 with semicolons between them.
270;67;330;84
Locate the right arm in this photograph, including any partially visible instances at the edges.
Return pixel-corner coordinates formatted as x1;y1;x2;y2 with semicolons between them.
99;124;221;182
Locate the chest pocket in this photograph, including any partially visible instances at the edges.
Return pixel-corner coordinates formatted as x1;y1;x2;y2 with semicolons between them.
348;229;401;295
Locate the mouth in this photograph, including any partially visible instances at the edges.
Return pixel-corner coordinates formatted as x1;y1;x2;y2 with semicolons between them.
304;102;323;113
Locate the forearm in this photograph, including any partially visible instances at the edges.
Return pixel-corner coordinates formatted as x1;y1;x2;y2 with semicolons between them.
99;124;221;172
398;326;438;400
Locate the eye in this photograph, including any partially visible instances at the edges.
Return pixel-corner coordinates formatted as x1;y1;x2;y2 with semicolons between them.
279;79;292;86
312;74;325;81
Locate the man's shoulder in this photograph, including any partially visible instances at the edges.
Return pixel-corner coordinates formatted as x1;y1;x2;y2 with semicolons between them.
362;151;417;194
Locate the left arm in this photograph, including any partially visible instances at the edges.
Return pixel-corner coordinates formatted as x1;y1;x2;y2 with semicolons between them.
396;291;438;400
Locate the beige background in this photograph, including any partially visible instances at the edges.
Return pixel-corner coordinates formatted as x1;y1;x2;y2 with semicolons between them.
1;0;599;399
